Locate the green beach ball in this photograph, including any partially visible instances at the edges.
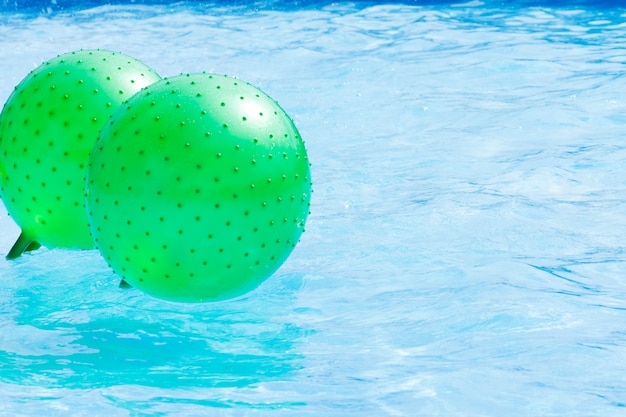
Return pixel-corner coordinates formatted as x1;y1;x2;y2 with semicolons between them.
86;73;312;303
0;49;161;259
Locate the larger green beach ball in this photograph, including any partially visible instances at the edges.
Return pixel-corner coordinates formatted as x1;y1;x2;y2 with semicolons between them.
86;73;312;302
0;50;161;258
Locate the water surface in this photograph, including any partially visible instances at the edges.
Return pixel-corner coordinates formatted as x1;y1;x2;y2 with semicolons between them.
1;1;626;415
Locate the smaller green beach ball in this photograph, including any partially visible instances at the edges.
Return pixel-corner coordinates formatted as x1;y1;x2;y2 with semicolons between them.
0;49;161;258
86;73;312;303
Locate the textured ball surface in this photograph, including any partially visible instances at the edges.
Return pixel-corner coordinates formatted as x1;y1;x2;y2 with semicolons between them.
0;49;161;251
86;73;312;302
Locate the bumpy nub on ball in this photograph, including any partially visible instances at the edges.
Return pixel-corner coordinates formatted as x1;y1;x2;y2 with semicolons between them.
86;73;312;302
0;49;161;259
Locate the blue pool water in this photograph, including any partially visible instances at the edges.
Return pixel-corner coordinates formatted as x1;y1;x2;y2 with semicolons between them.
2;0;626;415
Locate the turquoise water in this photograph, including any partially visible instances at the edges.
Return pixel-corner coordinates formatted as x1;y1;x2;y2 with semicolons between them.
2;1;626;415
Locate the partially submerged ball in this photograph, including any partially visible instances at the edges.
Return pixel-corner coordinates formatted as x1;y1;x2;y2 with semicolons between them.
0;49;161;258
86;73;312;302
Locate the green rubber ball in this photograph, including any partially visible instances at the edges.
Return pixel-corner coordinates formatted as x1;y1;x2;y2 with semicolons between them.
0;49;161;257
86;73;312;303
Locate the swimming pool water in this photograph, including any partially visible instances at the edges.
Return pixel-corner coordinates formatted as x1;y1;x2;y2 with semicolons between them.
1;0;626;415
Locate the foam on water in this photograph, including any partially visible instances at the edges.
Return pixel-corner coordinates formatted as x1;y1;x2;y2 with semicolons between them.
1;1;626;415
